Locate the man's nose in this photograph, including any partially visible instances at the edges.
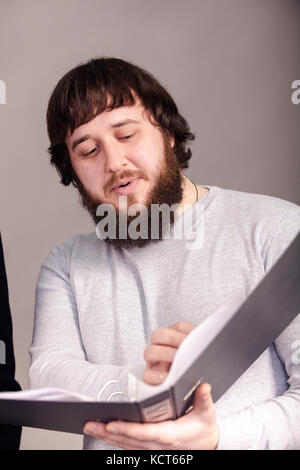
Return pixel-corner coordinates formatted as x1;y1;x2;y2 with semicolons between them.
103;142;128;173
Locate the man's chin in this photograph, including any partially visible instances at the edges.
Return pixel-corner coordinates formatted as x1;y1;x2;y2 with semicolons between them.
101;235;164;250
95;207;175;250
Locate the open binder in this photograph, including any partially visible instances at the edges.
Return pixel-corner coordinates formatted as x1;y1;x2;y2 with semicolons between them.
0;232;299;435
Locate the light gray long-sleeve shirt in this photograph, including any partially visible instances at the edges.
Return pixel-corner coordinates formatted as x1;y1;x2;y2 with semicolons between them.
29;185;300;450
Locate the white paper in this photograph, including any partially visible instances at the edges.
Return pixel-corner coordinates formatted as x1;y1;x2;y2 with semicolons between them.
0;387;94;402
128;293;245;401
0;293;245;403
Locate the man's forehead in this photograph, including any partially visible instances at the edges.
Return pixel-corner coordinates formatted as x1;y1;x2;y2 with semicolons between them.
66;98;149;141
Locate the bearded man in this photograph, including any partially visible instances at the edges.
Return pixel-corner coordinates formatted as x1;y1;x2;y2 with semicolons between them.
29;57;300;450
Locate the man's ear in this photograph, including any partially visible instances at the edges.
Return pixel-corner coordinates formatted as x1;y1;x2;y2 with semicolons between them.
170;136;175;148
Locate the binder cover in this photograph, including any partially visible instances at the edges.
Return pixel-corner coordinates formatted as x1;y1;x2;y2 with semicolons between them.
0;232;299;434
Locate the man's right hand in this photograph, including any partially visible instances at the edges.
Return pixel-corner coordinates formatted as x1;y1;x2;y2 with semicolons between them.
142;321;196;385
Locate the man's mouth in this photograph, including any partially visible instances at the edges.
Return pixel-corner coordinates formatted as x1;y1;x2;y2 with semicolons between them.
110;178;141;196
111;178;134;191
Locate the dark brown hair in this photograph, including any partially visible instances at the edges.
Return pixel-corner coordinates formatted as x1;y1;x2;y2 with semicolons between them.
47;57;195;186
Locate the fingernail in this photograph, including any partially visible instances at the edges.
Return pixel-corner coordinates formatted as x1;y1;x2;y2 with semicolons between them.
106;424;118;434
159;372;167;380
84;424;99;436
168;350;176;360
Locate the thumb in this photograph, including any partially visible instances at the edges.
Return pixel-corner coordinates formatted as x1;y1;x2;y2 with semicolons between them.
193;383;214;413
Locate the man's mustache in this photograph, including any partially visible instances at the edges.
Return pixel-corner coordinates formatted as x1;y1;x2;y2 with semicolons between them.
104;170;148;197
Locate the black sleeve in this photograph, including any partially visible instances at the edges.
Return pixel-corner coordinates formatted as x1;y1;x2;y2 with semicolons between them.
0;232;22;450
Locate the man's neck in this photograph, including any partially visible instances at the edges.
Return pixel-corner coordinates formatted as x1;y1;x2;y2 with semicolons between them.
177;176;208;216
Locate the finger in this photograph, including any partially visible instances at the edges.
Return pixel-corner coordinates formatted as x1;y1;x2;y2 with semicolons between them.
103;436;162;451
142;367;168;385
103;434;164;450
150;360;170;372
106;420;167;444
193;383;214;413
83;422;156;450
150;328;186;348
170;321;196;335
144;344;177;364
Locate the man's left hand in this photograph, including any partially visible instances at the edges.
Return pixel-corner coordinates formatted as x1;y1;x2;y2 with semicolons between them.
83;382;219;450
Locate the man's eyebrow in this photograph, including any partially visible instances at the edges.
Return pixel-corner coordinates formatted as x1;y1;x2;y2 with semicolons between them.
71;135;92;152
110;118;140;128
71;119;140;151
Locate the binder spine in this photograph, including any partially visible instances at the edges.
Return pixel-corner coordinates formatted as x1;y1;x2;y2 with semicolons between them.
134;400;144;423
138;389;176;423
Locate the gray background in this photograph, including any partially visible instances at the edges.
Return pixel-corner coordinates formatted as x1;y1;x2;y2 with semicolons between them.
0;0;299;450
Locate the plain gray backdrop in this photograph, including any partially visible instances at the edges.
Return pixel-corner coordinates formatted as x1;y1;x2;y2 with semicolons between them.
0;0;299;450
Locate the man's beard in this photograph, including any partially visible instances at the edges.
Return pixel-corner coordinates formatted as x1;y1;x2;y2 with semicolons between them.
74;135;184;249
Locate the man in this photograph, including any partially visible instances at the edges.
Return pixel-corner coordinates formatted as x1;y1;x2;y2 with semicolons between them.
0;233;22;449
30;57;300;450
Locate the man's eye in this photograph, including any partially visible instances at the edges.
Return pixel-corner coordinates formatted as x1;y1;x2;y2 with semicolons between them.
82;148;97;156
120;135;133;140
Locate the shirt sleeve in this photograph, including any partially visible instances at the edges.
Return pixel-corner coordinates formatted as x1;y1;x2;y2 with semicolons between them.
216;206;300;450
29;240;144;402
